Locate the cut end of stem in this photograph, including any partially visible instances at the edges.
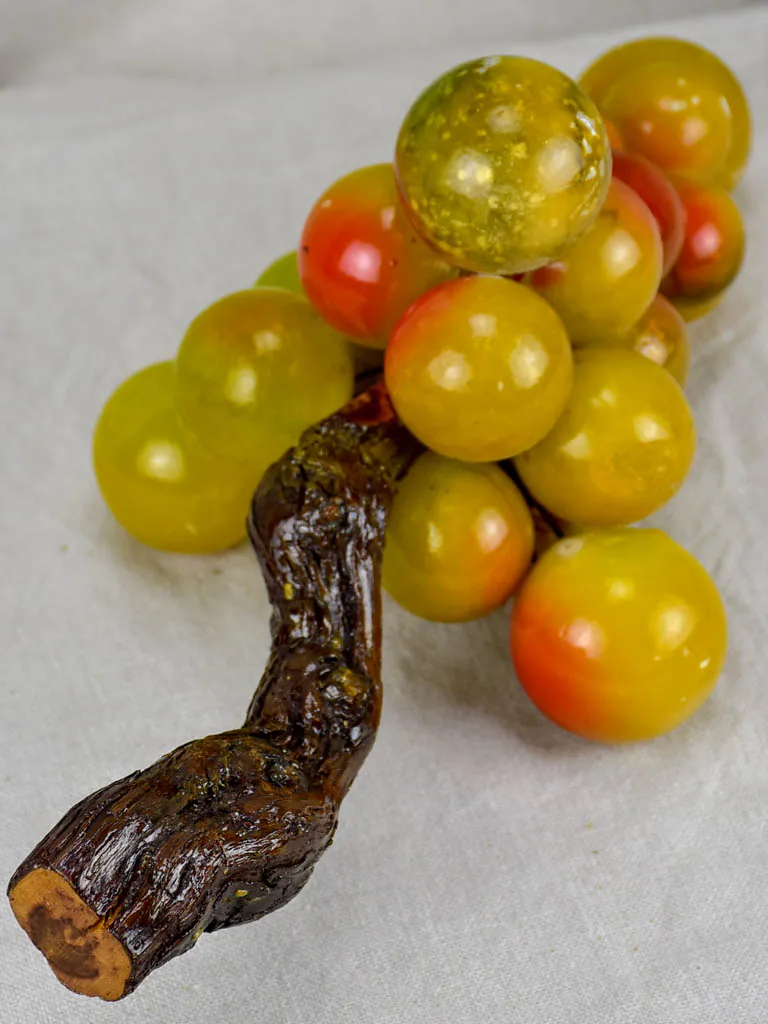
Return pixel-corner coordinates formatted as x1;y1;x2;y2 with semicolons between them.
9;868;131;1001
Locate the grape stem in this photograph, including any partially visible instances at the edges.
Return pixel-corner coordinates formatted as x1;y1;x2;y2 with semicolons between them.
7;385;419;1001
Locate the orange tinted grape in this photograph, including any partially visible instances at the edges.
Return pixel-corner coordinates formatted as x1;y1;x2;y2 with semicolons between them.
383;453;534;622
511;528;728;743
385;276;573;461
580;38;751;189
615;295;690;386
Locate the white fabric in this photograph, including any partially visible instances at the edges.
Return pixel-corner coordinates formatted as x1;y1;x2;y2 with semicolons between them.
0;0;752;81
1;6;766;1022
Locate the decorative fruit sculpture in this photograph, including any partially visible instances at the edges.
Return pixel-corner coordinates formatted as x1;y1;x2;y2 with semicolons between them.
12;38;748;1005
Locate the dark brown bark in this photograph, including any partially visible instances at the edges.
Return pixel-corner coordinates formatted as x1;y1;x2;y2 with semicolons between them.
8;385;418;1001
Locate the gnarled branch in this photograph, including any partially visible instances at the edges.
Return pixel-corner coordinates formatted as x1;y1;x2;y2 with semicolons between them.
8;386;417;1001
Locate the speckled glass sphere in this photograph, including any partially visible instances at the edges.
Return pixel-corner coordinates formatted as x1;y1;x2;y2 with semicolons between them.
395;56;611;275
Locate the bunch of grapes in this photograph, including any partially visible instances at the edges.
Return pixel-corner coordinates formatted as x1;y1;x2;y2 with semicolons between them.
94;38;750;745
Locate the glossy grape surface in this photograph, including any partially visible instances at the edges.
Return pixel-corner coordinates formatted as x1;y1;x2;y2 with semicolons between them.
175;289;354;463
385;276;573;461
256;251;302;293
299;164;455;348
395;56;611;275
514;348;696;526
527;179;663;344
383;453;534;622
608;295;691;386
93;363;259;553
673;294;724;323
511;528;728;743
662;178;745;305
580;38;751;190
612;151;684;275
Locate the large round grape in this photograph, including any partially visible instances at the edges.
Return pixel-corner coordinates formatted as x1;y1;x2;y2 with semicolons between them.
580;38;751;190
93;362;259;553
511;528;728;743
514;348;695;527
385;276;573;462
299;163;455;348
395;56;611;275
383;453;534;623
175;289;354;463
526;179;663;345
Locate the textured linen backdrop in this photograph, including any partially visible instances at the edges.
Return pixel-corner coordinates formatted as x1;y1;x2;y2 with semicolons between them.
1;4;766;1022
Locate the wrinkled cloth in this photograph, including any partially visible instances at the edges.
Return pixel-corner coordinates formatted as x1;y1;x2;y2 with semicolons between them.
1;7;767;1023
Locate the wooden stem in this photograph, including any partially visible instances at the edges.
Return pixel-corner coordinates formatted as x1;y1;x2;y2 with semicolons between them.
8;386;417;1001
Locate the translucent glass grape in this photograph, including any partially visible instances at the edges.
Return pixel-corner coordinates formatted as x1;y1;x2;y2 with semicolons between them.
395;56;611;275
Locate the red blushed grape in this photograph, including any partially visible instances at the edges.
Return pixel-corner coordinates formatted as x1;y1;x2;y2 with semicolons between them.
662;178;745;305
612;151;685;275
383;453;534;623
385;276;573;462
510;528;728;743
299;163;455;349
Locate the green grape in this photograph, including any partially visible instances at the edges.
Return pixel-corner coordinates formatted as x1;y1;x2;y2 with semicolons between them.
175;289;354;463
255;251;303;293
93;362;260;553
